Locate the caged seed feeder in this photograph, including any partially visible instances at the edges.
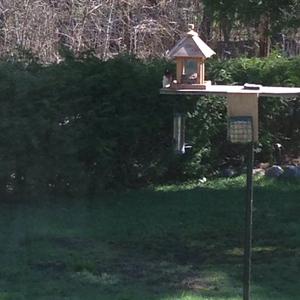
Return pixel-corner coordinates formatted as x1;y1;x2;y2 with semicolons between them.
228;116;254;144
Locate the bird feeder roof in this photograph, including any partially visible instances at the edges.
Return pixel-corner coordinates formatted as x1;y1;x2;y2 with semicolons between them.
168;29;215;59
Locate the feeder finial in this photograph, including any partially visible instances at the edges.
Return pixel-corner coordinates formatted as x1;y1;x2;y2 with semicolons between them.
188;24;195;31
187;24;198;36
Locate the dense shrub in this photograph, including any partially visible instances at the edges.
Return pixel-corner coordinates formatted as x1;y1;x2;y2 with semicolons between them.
0;56;175;197
0;54;299;198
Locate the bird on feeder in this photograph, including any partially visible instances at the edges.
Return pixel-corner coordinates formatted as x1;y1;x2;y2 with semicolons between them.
162;69;173;88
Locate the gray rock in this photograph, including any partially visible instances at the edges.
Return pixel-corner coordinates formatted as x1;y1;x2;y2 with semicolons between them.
265;165;284;178
253;168;265;176
222;168;236;178
283;165;300;178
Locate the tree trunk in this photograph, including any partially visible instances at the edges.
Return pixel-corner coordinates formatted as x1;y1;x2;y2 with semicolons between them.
121;2;132;53
221;16;232;44
200;7;212;42
258;14;271;57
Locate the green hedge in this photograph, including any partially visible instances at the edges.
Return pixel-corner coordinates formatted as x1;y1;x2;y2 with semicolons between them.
0;54;299;198
0;56;175;197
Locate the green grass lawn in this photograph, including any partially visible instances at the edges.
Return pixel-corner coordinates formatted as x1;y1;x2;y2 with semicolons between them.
0;177;299;300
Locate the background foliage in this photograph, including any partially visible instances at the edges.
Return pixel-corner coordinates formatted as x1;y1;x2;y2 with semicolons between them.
0;54;299;198
0;0;299;62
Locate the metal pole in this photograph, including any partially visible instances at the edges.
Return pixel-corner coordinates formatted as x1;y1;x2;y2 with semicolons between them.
243;142;254;300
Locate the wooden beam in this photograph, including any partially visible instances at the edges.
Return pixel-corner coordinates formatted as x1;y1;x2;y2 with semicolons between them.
196;60;201;84
176;58;183;84
160;85;300;97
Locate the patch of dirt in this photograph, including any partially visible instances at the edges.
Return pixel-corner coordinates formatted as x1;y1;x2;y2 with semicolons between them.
51;237;95;249
252;247;300;263
30;260;66;272
20;236;95;250
97;255;214;291
118;260;148;279
181;276;212;291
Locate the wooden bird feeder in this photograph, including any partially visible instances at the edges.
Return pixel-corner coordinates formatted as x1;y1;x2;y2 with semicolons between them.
168;24;215;89
160;25;300;300
162;25;300;142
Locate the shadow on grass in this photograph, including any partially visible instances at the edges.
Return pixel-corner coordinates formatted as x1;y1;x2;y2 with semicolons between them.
0;178;299;299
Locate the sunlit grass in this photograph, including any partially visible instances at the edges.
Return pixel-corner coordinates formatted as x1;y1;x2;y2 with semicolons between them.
0;177;299;299
155;175;300;192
